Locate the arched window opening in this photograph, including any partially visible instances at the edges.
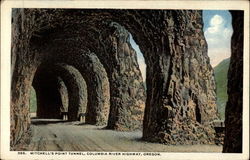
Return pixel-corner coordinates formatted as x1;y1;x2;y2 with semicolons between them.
29;86;37;118
53;63;88;122
32;67;64;120
129;33;146;90
31;62;89;123
203;10;233;121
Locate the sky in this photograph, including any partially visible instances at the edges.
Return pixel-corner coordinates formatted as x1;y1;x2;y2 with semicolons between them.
129;34;146;81
203;10;233;67
130;10;233;81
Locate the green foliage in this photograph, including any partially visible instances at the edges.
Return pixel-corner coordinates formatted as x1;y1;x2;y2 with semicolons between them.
29;86;37;113
143;81;147;90
214;58;230;120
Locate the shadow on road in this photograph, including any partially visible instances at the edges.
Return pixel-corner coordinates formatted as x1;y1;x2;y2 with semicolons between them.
31;119;66;125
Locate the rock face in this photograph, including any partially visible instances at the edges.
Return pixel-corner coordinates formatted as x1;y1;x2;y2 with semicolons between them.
223;11;243;153
139;10;218;144
10;9;227;149
99;23;146;130
11;9;41;147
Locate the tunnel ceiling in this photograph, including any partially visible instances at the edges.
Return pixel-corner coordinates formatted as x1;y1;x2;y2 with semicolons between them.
34;19;146;130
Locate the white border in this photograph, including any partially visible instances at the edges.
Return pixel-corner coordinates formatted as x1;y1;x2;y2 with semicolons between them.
1;1;249;160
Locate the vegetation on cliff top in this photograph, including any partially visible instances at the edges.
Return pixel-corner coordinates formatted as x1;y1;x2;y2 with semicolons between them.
214;57;230;120
29;87;37;113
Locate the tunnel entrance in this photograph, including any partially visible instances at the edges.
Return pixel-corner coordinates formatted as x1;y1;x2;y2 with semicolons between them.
33;65;64;119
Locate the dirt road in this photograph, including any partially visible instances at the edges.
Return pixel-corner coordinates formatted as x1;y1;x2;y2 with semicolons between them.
27;119;222;152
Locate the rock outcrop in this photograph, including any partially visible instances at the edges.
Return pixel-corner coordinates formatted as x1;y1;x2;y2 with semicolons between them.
223;11;243;153
11;9;41;147
142;10;217;145
99;22;146;130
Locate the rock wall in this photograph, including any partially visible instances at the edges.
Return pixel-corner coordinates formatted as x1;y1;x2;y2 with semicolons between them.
134;10;218;144
11;9;41;147
98;22;146;130
223;11;243;153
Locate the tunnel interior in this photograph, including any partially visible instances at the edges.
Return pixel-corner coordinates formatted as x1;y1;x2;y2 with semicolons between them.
10;9;243;152
33;65;63;119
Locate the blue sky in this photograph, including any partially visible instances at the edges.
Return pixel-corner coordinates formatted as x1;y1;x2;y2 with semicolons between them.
203;10;233;66
130;10;233;81
129;34;146;81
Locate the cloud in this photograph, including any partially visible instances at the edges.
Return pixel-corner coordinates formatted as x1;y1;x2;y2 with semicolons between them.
206;15;224;34
210;15;224;26
205;15;224;34
223;28;233;38
205;15;233;39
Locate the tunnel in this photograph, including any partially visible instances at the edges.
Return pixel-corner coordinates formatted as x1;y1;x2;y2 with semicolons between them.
10;9;243;153
33;63;89;121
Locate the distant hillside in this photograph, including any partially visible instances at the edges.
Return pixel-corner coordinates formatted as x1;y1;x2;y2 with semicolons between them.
29;86;37;113
214;57;230;120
